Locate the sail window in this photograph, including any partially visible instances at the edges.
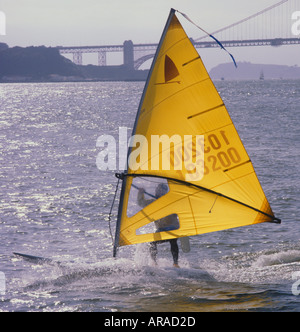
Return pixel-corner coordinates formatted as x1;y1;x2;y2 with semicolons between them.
127;177;169;218
164;55;180;82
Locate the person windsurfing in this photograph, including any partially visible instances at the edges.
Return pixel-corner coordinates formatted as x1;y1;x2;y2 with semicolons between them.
137;183;180;268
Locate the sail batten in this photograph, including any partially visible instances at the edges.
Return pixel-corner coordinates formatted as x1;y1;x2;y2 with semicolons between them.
113;9;280;256
140;78;213;121
188;103;225;119
223;160;252;172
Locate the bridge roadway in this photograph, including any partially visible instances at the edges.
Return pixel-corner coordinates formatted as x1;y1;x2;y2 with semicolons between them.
57;38;300;68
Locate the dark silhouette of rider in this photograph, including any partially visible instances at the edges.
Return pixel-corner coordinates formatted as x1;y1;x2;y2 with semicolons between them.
137;183;180;268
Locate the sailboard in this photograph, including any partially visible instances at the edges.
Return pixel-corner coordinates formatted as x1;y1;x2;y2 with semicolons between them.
113;9;281;257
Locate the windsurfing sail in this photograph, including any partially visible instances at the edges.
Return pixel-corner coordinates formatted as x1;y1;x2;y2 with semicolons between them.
113;9;281;257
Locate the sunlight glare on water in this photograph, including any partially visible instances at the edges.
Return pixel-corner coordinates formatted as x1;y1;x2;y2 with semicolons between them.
0;80;299;312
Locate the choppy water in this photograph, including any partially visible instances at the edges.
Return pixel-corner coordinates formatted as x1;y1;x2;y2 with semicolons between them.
0;80;299;312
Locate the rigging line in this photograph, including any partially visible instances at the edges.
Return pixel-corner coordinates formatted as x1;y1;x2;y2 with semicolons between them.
108;177;120;246
175;9;237;68
116;172;281;224
209;195;219;214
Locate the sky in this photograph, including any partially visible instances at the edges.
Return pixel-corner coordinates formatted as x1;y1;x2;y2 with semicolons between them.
0;0;299;69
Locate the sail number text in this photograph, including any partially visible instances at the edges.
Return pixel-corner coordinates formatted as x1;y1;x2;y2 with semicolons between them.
203;130;242;175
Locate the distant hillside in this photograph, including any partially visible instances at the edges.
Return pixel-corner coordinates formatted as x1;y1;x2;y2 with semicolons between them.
0;45;148;82
209;62;300;80
0;46;83;82
0;43;8;52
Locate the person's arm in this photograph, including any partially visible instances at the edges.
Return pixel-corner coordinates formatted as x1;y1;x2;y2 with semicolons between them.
137;188;154;207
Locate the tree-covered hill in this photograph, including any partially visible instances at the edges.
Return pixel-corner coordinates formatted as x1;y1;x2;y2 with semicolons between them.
0;46;83;80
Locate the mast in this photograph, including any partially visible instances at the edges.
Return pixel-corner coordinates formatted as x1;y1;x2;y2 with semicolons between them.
113;9;177;257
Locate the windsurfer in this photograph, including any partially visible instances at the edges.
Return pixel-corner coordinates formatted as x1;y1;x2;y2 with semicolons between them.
137;183;180;268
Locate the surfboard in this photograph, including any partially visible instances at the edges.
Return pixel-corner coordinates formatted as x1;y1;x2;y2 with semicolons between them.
13;252;56;265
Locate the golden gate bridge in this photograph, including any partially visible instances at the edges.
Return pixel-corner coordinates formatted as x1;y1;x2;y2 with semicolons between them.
58;0;300;69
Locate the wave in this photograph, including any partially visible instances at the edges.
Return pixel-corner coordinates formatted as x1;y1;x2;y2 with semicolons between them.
252;250;300;268
16;243;300;298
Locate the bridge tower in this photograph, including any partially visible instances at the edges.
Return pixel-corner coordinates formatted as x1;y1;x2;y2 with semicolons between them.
73;51;83;65
123;40;134;69
98;51;107;66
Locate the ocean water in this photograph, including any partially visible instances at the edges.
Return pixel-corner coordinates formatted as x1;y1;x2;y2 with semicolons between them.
0;80;299;312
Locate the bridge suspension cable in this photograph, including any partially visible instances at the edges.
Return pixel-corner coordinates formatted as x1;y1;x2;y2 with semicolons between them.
195;0;290;41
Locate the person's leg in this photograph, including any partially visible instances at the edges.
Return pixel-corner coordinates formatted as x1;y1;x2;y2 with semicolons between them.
169;239;179;267
149;241;158;264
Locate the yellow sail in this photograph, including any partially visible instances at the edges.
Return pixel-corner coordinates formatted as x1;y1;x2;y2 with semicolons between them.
113;9;280;256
